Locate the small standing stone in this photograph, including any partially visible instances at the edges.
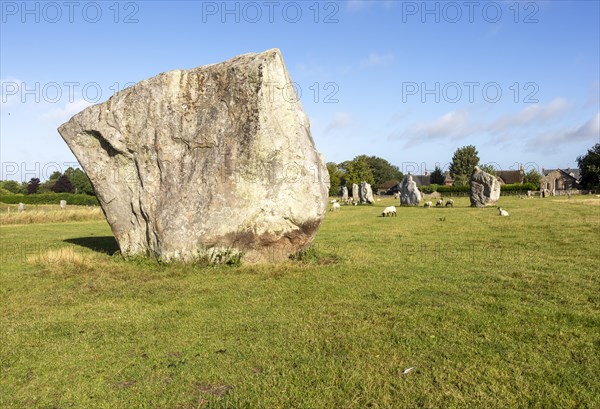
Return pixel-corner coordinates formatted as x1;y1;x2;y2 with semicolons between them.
18;203;26;212
60;200;67;209
341;186;349;203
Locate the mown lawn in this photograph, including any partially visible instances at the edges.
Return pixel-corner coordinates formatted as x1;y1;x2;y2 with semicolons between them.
1;196;599;408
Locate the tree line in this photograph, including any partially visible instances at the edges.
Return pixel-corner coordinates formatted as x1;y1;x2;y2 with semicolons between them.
0;168;94;196
326;143;600;196
326;156;404;196
2;143;598;198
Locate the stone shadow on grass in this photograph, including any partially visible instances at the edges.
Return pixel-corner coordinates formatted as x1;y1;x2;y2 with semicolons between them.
64;236;119;255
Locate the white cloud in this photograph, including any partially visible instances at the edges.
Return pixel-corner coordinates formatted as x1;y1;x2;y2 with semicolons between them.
361;52;394;67
387;97;583;150
489;98;570;133
325;112;352;133
526;112;600;151
41;99;93;123
390;110;476;146
386;109;412;126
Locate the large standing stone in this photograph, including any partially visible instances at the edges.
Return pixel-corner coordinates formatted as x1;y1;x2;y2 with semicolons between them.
58;49;329;263
352;183;359;203
470;166;501;207
60;200;67;209
400;175;421;206
359;181;374;204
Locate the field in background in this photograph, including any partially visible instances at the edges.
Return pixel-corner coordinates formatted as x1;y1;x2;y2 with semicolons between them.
0;203;104;225
1;196;599;408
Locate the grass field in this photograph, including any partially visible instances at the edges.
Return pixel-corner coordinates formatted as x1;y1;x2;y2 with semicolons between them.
1;196;599;408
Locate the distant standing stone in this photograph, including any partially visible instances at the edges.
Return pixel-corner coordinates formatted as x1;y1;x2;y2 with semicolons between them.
18;203;26;212
341;186;349;203
400;175;422;206
470;166;501;207
359;181;374;204
352;183;359;203
60;200;67;209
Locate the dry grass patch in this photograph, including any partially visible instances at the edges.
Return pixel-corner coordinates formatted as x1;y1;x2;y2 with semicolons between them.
0;205;104;225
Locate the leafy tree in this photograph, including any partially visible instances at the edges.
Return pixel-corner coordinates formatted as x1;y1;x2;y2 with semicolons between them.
577;143;600;189
452;174;469;187
0;180;23;194
27;178;40;194
64;167;94;195
429;166;445;185
449;145;480;184
345;156;374;187
362;156;403;191
51;175;75;193
326;162;344;196
523;169;542;189
39;171;62;193
479;164;497;175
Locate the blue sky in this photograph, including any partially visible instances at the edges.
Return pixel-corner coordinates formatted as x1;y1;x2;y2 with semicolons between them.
1;0;599;181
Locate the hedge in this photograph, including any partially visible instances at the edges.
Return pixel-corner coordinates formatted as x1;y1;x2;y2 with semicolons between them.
0;193;99;206
419;183;538;195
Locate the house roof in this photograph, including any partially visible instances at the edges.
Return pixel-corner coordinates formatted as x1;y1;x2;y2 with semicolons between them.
543;168;580;180
497;170;523;184
380;179;401;190
411;175;431;187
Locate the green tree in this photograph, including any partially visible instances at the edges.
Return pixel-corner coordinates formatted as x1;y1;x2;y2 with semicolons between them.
479;164;497;176
523;169;542;189
64;167;94;195
449;145;480;185
0;180;23;194
27;178;40;194
345;156;374;187
39;171;62;193
429;166;445;185
51;175;75;193
362;156;403;191
577;143;600;189
326;162;344;197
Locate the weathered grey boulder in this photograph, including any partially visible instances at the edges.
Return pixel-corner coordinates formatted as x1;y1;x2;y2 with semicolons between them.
359;181;374;204
341;186;348;202
58;49;329;263
352;183;359;203
400;175;421;206
470;166;501;207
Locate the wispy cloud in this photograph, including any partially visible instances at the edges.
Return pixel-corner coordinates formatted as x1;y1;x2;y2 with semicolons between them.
361;52;394;68
389;110;477;146
390;98;575;148
388;98;600;152
325;112;352;133
489;97;570;133
386;109;412;126
41;99;93;122
526;112;600;152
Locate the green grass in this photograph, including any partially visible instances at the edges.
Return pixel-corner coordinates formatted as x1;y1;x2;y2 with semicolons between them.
1;196;599;408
